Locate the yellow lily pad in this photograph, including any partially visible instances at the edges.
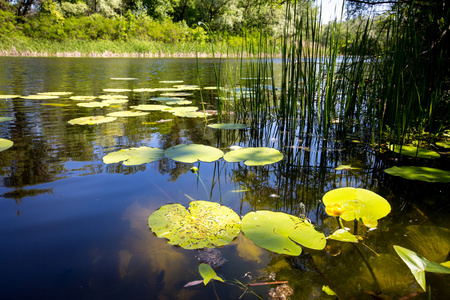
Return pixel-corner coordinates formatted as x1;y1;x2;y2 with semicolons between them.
103;146;164;165
68;116;117;125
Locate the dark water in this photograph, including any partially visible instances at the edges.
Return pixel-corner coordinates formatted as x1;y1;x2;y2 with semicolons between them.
0;57;449;300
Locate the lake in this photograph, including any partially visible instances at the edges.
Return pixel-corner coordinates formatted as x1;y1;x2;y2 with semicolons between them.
0;57;449;300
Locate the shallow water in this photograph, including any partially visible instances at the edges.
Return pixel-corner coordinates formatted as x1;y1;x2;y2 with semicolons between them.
0;57;449;300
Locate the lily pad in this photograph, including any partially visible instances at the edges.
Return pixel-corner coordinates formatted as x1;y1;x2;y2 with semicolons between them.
166;106;198;113
70;96;97;101
322;187;391;228
384;166;450;183
41;103;70;107
241;210;326;256
147;200;241;249
326;229;359;242
394;245;450;291
388;144;440;159
150;97;186;102
20;95;60;100
199;263;224;285
77;101;110;108
208;123;249;130
172;111;211;118
165;100;193;105
0;117;14;122
110;77;138;80
133;88;158;93
103;88;131;92
98;95;128;100
37;92;73;96
223;147;283;166
0;138;14;152
106;111;149;117
335;165;361;171
68;116;117;125
160;80;184;83
173;85;200;90
101;99;128;104
131;104;171;111
0;95;20;99
161;92;193;97
165;144;224;163
103;147;164;165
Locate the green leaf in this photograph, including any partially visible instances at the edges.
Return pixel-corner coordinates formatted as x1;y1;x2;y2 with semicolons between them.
151;97;186;102
388;144;440;159
77;101;110;108
20;95;59;100
435;140;450;149
103;147;164;166
161;92;193;97
199;263;224;285
241;211;326;256
326;229;359;242
70;96;97;101
37;92;73;96
385;166;450;183
0;138;14;152
0;95;20;99
103;88;131;92
68;116;117;125
148;201;241;249
172;111;211;118
110;77;138;80
442;261;450;268
223;147;283;166
165;144;224;163
322;285;337;296
164;100;193;105
106;111;149;117
207;123;249;130
0;117;14;122
322;188;391;228
131;104;171;111
335;165;361;171
394;245;450;291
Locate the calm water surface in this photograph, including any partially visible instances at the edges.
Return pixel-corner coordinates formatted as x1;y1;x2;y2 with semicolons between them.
0;57;449;300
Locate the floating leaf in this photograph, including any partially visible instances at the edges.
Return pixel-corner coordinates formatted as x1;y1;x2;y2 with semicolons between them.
322;188;391;228
77;101;110;108
148;200;241;249
388;144;440;159
37;92;73;96
165;100;193;105
384;166;450;183
68;116;117;125
160;80;183;83
98;95;128;100
0;95;20;99
165;144;224;163
110;77;138;80
161;92;193;97
335;165;361;171
103;88;131;92
208;123;249;130
151;97;186;102
0;138;14;152
203;86;218;90
435;140;450;149
41;103;70;107
70;96;97;101
326;229;359;242
394;245;450;291
223;147;283;166
20;95;59;100
107;111;149;117
241;210;326;256
0;117;14;122
172;111;210;118
199;263;224;285
101;99;128;104
103;147;164;165
131;104;171;111
133;88;157;93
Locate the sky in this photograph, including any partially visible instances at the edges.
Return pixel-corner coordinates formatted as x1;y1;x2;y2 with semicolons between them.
319;0;345;24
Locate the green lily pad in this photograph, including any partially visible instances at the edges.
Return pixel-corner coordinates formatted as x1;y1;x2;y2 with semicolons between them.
68;116;117;125
161;92;193;97
101;99;128;104
173;85;200;90
103;147;164;165
199;263;224;285
0;95;20;99
0;117;14;122
110;77;138;80
208;123;249;130
103;88;131;92
77;101;110;108
130;104;171;111
41;103;70;107
326;229;359;242
20;95;60;100
133;88;157;93
165;100;193;105
394;245;450;291
322;187;391;228
241;210;326;256
172;111;211;118
160;80;184;83
384;166;450;183
388;144;440;159
70;96;97;101
223;147;283;166
98;95;128;100
151;97;186;102
165;144;224;163
0;138;14;152
148;200;241;249
106;111;149;117
37;92;73;96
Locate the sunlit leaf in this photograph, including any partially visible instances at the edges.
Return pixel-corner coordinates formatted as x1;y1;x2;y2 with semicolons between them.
68;116;117;125
241;210;326;256
37;92;73;96
384;166;450;183
199;263;224;285
77;101;110;108
0;117;14;122
326;229;359;242
0;138;14;152
147;200;241;249
165;100;193;105
223;147;283;166
102;99;128;104
70;96;97;101
20;95;60;100
0;95;20;99
435;140;450;149
41;103;70;107
172;111;210;118
173;85;200;90
322;187;391;228
394;245;450;291
388;144;440;159
133;88;157;93
98;95;128;100
442;261;450;268
161;92;193;97
203;86;218;90
165;106;199;113
110;77;138;80
131;104;171;111
208;123;249;130
103;147;164;165
150;97;186;102
165;144;224;163
335;165;361;171
160;80;183;83
322;285;337;296
107;111;149;117
103;88;131;92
